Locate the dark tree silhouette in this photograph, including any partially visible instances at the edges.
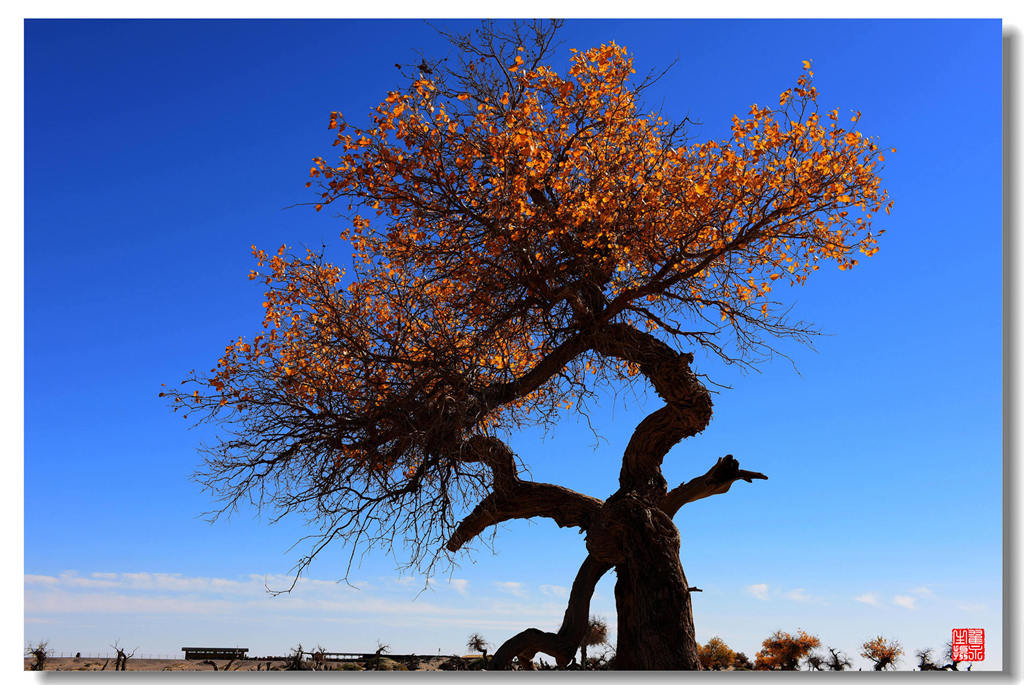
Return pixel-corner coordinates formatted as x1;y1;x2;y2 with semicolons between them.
805;653;825;671
26;641;49;671
467;633;489;667
580;616;608;670
731;651;753;670
916;648;942;671
111;641;137;672
825;646;852;671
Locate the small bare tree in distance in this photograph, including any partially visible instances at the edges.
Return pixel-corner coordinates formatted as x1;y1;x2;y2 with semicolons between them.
467;633;489;666
111;641;137;671
26;641;49;671
824;646;852;671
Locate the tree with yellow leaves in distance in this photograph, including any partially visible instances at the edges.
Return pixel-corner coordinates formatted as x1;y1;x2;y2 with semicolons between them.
861;635;904;671
698;636;736;671
754;630;823;670
166;20;891;670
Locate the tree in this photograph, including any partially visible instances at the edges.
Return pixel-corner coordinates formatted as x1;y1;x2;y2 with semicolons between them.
861;635;903;671
942;640;962;671
804;652;825;671
731;652;753;670
698;636;735;671
467;633;489;666
111;641;137;671
754;630;822;670
167;20;890;670
916;648;941;671
373;641;390;671
580;616;608;670
26;641;49;671
824;646;852;671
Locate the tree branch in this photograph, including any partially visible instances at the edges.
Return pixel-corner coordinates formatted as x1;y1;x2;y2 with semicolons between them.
660;454;767;517
593;323;712;490
490;554;612;669
445;436;603;552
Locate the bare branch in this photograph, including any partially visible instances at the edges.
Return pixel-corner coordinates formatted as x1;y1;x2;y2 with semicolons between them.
661;454;767;517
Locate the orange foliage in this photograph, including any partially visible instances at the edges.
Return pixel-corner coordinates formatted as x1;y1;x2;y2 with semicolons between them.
754;630;821;670
167;40;890;483
861;635;903;670
698;636;735;670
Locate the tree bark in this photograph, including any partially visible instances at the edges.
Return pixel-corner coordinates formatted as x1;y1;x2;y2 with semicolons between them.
457;326;765;671
609;499;699;669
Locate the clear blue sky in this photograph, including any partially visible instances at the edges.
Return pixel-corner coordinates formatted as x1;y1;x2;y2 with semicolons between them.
24;19;1002;668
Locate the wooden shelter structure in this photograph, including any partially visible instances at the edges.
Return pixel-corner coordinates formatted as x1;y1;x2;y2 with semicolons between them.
181;647;249;660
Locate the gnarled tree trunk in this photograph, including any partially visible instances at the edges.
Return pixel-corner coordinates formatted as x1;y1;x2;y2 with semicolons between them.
451;324;766;670
609;501;698;669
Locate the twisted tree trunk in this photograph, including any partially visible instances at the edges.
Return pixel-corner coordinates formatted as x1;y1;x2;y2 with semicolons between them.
609;499;698;669
452;324;766;670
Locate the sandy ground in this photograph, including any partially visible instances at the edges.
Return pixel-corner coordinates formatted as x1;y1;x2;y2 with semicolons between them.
24;656;454;672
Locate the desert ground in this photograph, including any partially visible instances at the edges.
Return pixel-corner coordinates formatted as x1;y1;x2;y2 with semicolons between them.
24;655;461;672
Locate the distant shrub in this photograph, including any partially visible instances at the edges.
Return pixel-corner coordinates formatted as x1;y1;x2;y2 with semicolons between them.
376;657;408;671
335;661;364;671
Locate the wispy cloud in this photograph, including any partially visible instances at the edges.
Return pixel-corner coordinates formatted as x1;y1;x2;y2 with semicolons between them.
540;584;568;599
494;581;527;598
746;583;769;600
910;586;934;598
24;569;572;634
855;593;881;607
783;588;810;602
893;595;916;609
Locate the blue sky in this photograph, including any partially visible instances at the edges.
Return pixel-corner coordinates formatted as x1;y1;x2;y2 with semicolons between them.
22;18;1003;668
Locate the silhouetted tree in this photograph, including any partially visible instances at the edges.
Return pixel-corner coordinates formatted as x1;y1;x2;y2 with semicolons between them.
467;633;489;666
916;648;941;671
731;651;753;670
580;617;608;670
26;641;49;671
111;641;137;671
373;641;390;671
942;640;962;671
805;653;825;671
824;647;852;671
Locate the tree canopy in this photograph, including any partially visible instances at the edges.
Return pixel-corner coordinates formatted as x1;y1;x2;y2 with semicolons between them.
861;635;903;671
698;636;736;670
165;22;889;585
754;630;822;670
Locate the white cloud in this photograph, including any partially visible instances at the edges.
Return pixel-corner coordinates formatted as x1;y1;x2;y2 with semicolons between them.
494;581;527;598
855;593;880;607
783;588;810;602
450;579;469;596
25;574;59;586
893;595;916;609
746;583;769;600
540;584;568;599
910;586;934;598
